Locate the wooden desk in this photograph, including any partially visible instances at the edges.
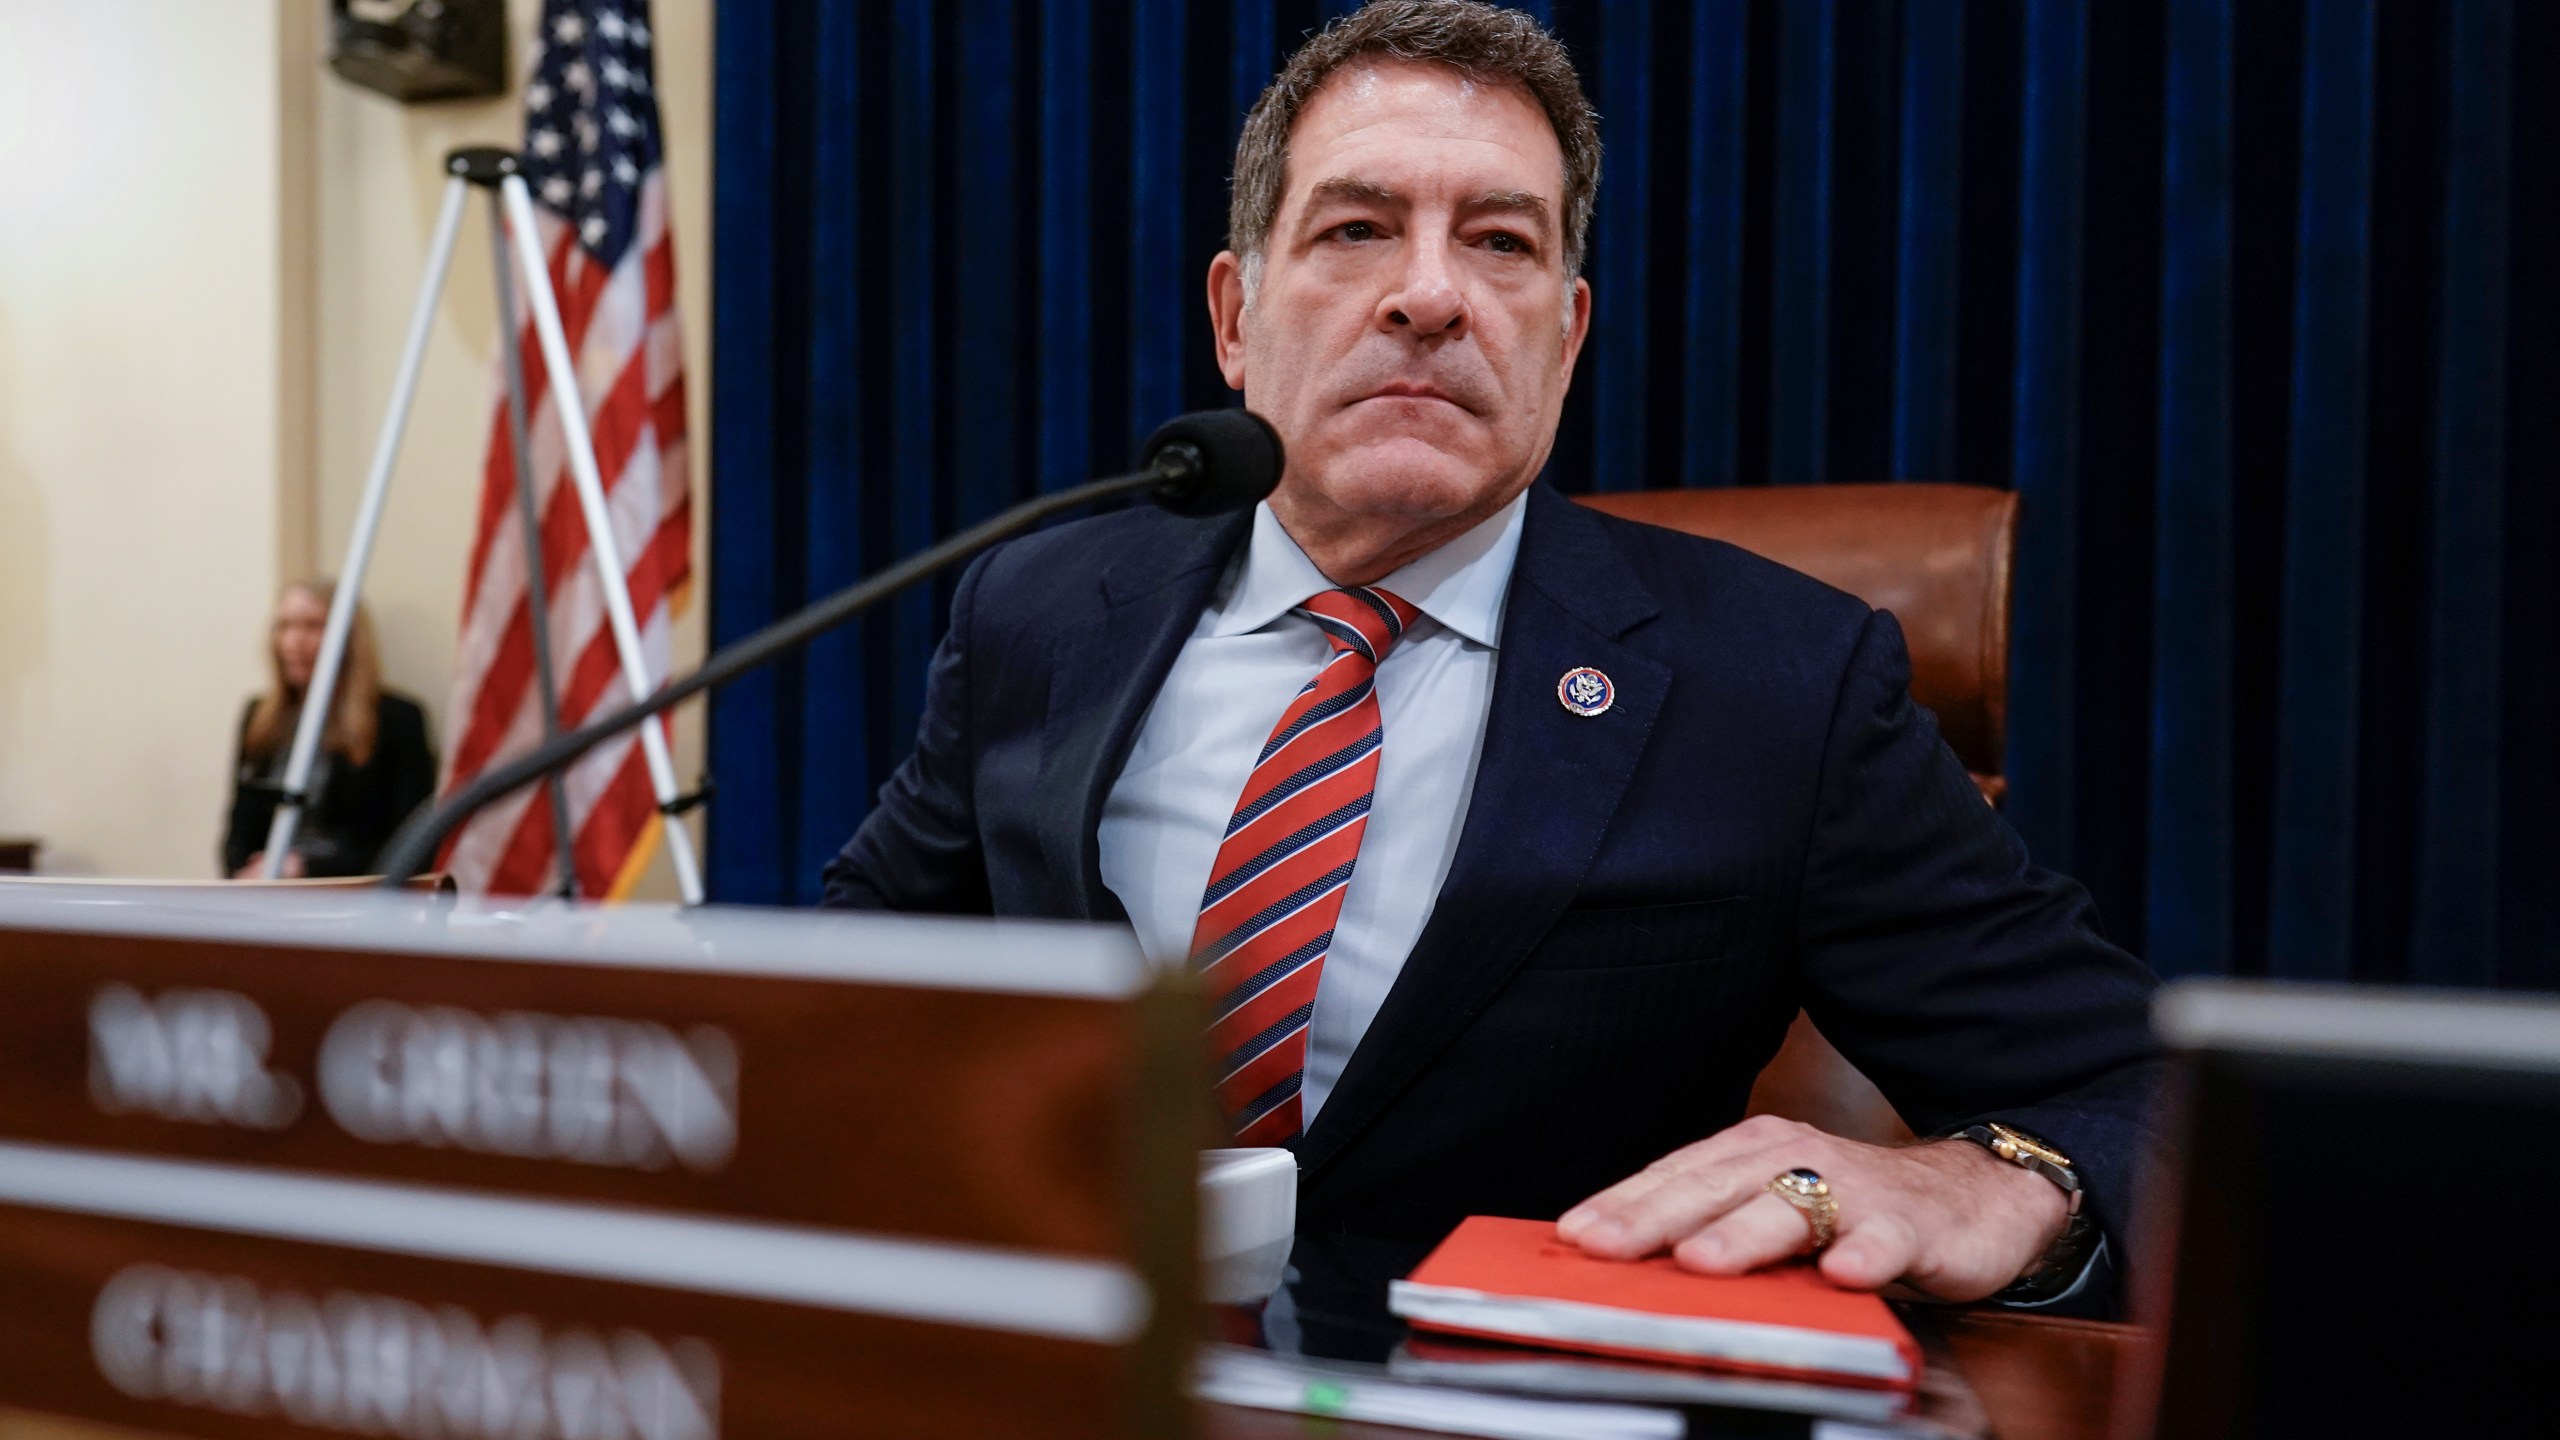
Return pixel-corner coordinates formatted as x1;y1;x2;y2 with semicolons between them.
1931;1311;2140;1440
1203;1310;2145;1440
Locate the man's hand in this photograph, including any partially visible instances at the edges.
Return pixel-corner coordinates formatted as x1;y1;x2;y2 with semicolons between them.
1555;1115;2069;1301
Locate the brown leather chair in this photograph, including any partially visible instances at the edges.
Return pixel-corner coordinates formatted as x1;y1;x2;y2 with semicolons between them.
1572;483;2021;1146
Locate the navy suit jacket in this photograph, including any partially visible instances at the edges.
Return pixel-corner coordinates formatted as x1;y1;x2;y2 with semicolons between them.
823;483;2162;1286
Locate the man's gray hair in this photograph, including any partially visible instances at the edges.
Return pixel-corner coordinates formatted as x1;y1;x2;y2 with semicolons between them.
1228;0;1602;283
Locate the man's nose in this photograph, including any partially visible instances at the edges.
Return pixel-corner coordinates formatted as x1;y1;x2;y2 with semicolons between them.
1377;240;1467;340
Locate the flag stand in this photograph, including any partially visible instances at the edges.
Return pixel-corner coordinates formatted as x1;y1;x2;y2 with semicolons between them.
259;147;705;905
487;165;580;901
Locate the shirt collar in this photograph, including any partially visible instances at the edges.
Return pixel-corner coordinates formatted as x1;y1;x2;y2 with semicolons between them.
1208;487;1529;649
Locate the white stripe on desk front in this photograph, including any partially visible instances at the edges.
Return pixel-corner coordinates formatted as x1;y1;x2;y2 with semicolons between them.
0;1140;1148;1343
0;885;1156;998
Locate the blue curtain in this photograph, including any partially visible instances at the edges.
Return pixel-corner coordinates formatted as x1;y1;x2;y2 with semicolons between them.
710;0;2559;991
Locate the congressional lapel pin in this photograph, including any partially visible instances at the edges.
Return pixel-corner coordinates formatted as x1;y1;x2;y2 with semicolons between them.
1556;666;1615;717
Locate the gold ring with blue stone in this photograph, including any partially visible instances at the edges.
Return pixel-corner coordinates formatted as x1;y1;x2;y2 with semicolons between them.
1766;1167;1839;1251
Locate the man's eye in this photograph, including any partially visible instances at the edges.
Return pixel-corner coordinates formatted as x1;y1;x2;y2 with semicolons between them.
1334;220;1378;242
1484;232;1529;255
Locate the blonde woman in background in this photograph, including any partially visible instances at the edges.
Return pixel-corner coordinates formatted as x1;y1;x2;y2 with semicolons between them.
224;581;436;879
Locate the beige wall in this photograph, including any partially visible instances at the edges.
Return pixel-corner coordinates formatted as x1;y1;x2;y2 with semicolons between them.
0;2;291;878
0;0;712;892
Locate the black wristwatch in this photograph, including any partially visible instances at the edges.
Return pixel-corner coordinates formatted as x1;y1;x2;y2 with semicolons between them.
1951;1121;2100;1304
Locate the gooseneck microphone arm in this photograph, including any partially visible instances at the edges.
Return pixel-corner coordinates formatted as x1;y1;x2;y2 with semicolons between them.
375;450;1211;892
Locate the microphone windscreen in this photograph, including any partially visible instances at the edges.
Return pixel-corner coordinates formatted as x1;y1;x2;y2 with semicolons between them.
1141;409;1285;516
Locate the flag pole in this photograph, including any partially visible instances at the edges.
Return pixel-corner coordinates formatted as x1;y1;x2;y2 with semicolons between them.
488;198;582;900
259;173;472;879
497;170;705;906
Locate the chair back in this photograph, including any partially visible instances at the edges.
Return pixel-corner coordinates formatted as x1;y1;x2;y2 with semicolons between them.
1574;484;2018;801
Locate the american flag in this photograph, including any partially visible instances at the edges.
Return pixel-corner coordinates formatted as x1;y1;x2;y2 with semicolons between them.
438;0;692;898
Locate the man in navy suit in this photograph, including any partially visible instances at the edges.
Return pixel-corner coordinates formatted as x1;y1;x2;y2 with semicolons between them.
825;0;2157;1311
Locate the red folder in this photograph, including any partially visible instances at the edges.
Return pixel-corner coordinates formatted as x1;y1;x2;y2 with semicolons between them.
1387;1215;1923;1389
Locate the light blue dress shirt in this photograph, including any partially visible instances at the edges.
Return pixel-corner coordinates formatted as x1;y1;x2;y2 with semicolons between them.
1099;490;1529;1123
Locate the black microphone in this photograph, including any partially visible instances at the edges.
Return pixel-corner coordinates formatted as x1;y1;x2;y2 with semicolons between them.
1141;407;1286;516
376;409;1285;891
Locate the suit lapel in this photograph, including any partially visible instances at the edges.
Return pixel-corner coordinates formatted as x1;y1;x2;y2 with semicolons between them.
1038;509;1251;919
1298;486;1668;1172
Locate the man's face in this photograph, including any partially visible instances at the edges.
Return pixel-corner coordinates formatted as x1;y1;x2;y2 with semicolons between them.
1209;61;1590;547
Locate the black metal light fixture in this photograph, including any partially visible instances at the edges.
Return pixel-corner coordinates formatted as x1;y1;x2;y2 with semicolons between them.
327;0;507;103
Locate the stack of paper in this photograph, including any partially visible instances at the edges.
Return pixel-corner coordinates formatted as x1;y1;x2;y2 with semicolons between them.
1197;1346;1684;1440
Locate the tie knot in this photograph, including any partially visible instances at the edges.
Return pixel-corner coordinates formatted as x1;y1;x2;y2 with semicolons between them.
1297;586;1420;666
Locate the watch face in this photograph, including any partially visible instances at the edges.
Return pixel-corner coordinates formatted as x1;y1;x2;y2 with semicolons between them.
1987;1122;2072;1170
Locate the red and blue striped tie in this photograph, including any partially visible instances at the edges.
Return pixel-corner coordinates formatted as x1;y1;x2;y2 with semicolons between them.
1192;585;1421;1146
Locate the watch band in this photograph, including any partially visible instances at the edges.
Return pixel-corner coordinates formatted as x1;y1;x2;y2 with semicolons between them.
1951;1122;2098;1303
1957;1122;2083;1209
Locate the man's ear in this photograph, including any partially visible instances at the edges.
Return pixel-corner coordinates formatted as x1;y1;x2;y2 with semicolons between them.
1557;274;1594;391
1207;250;1250;391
